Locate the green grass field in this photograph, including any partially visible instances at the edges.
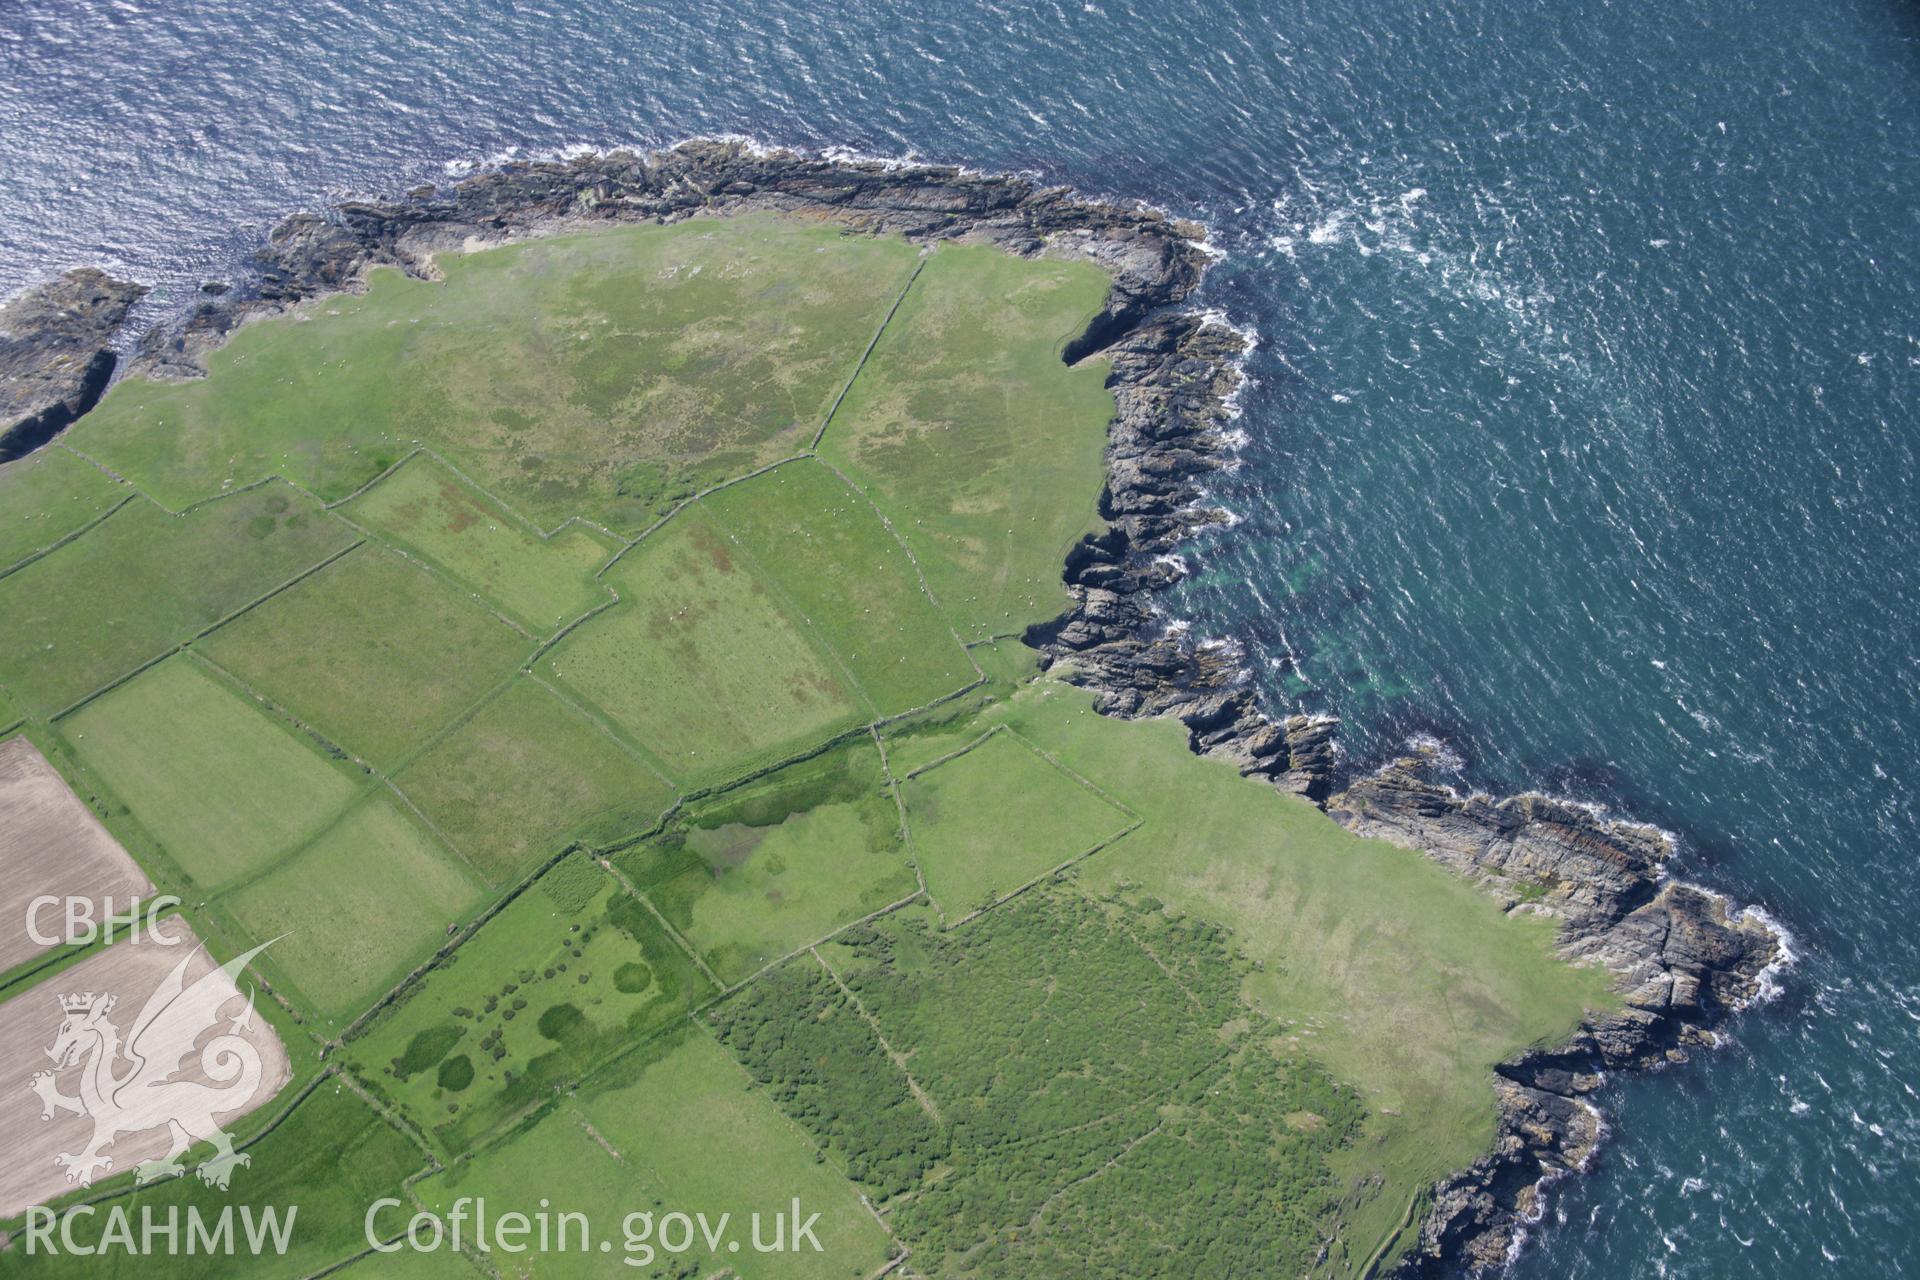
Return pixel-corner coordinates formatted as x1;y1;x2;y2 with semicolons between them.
5;1082;427;1280
61;655;364;889
346;859;710;1155
221;792;487;1021
198;543;531;770
341;453;616;634
69;217;921;529
701;459;975;715
820;243;1115;638
539;506;866;787
0;446;128;573
626;739;918;985
907;669;1616;1274
414;1026;896;1280
394;678;676;886
0;483;355;717
902;726;1134;919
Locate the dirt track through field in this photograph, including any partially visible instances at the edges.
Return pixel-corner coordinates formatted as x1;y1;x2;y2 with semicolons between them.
0;737;153;972
0;914;291;1217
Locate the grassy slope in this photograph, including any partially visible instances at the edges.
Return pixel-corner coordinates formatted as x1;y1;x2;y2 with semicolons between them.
0;482;356;717
61;654;364;890
68;217;920;530
820;243;1115;639
0;446;128;572
340;452;617;634
393;677;676;886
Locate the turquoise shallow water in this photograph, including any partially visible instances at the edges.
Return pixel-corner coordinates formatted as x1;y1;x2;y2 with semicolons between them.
3;2;1915;1273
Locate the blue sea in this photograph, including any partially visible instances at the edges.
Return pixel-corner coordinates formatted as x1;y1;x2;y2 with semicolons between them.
3;1;1914;1273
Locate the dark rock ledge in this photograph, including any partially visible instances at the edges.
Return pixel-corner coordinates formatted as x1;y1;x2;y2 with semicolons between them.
0;139;1786;1275
0;268;148;462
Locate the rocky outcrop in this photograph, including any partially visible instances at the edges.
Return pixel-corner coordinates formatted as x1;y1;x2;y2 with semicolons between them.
1022;310;1344;801
0;268;147;461
1329;749;1784;1273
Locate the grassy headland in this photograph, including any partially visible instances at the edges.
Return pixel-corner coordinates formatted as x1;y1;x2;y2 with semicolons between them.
0;213;1609;1277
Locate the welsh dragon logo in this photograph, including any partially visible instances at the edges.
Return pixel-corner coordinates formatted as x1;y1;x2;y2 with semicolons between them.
28;940;275;1191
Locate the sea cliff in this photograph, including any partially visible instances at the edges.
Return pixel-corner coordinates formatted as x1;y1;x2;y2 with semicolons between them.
0;139;1785;1275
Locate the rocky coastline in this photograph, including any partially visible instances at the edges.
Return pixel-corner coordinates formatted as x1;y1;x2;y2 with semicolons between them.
0;139;1785;1276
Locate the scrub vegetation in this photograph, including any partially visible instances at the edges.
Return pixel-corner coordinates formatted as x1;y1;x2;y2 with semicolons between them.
712;889;1366;1278
0;216;1609;1279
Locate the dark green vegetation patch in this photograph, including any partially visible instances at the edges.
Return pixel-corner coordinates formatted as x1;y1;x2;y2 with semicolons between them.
620;737;918;985
713;888;1364;1278
346;860;710;1155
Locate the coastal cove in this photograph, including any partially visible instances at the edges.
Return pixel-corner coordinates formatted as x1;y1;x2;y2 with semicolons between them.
0;142;1786;1276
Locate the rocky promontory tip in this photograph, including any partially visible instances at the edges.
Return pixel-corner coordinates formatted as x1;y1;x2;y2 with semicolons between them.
0;267;147;462
1330;748;1784;1273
